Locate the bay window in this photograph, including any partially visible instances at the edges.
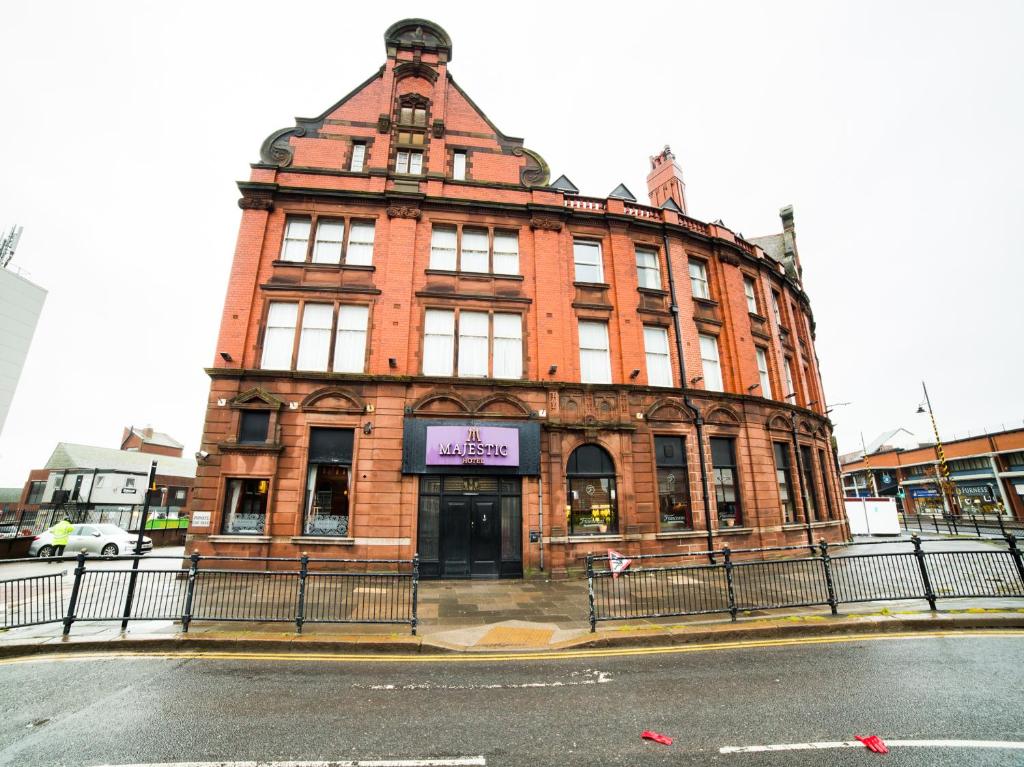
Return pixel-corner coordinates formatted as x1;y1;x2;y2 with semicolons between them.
261;301;369;373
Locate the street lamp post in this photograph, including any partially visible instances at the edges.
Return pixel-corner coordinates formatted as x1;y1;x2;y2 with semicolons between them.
917;381;958;518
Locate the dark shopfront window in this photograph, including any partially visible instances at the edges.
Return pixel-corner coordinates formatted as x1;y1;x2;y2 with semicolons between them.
656;436;692;530
304;428;354;537
774;442;796;524
711;437;742;527
567;444;618;536
222;478;269;534
818;449;835;520
799;445;820;522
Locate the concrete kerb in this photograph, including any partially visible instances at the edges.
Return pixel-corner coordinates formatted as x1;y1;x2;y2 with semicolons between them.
2;611;1023;661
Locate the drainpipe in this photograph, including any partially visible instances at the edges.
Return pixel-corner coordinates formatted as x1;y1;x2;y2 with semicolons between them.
537;474;544;572
791;413;814;548
662;231;714;561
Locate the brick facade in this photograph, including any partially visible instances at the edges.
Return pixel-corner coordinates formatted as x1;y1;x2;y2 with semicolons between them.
188;19;847;576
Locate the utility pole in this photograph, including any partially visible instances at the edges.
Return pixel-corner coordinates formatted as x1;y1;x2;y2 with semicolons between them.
918;381;958;517
121;460;158;631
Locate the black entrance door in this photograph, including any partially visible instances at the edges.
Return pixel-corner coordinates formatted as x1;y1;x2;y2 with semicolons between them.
440;496;499;578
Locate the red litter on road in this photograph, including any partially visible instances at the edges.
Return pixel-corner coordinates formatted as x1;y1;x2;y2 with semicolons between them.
641;730;673;746
855;734;889;753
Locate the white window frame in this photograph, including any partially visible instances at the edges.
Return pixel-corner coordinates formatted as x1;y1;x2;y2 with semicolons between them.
423;309;455;376
578;320;612;384
460;229;489;273
430;226;520;276
280;217;311;262
312;219;344;264
346;221;376;266
699;334;723;391
261;302;299;370
492;312;523;379
452;150;467;180
784;357;796;399
643;326;673;387
396;150;423;175
771;291;783;327
744;276;758;314
296;303;333;372
350;142;366;172
573;240;604;283
333;305;369;373
635;247;661;290
689;260;710;300
429;226;458;271
493;231;519;275
756;347;773;399
457;311;489;378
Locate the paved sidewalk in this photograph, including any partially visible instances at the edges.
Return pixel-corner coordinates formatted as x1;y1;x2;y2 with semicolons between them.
2;533;1023;654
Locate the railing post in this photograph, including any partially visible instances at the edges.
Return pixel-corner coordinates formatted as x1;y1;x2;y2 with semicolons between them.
933;514;939;534
972;513;981;537
62;551;86;636
723;545;737;622
181;552;200;633
1005;535;1024;593
820;538;838;615
911;534;937;611
950;513;958;536
586;554;597;633
997;512;1007;537
295;553;309;634
410;553;419;637
917;512;923;532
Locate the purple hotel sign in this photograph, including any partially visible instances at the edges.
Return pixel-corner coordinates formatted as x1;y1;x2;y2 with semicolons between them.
425;426;519;466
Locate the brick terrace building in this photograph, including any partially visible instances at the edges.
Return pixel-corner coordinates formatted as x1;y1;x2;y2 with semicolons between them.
841;427;1024;520
188;19;846;577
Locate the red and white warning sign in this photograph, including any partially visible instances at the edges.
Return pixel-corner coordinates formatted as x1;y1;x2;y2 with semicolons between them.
608;549;633;578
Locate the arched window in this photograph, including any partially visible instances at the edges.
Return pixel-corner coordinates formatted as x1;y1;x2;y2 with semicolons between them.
566;444;617;536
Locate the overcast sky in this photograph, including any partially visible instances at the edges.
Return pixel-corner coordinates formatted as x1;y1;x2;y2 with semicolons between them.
1;1;1022;486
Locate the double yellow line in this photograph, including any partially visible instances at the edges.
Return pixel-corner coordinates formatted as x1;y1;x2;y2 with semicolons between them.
1;630;1021;667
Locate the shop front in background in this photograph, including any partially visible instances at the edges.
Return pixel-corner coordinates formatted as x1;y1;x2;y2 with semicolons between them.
403;418;541;579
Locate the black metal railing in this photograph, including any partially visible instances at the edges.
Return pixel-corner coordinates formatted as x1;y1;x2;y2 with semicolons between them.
0;552;419;635
587;534;1024;631
898;509;1024;538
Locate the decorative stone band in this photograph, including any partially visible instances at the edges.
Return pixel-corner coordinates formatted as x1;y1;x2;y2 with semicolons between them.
387;206;422;219
529;217;563;231
238;194;275;211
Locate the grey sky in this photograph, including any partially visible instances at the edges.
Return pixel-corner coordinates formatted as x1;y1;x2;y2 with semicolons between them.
1;1;1021;486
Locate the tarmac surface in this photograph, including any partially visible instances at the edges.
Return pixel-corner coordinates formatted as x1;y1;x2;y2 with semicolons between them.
0;632;1022;766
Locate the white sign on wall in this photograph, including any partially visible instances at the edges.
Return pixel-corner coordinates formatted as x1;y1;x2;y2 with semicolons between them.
191;511;212;528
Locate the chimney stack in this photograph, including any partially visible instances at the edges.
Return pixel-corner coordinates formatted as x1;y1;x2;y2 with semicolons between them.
646;146;687;213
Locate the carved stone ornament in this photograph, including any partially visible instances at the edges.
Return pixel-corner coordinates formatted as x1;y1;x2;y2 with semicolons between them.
377;114;392;134
529;217;563;231
387;206;422;219
513;147;551;187
718;249;742;267
238;194;274;212
259;126;307;168
432;119;445;139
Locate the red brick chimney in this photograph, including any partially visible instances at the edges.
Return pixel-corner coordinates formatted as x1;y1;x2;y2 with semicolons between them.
646;146;687;213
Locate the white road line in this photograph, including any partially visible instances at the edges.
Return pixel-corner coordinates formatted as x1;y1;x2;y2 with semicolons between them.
355;670;611;690
721;739;1024;754
91;757;483;761
91;759;487;767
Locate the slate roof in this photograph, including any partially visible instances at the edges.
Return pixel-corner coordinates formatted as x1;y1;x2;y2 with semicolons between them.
43;443;196;478
125;427;184;449
548;174;579;194
608;183;637;202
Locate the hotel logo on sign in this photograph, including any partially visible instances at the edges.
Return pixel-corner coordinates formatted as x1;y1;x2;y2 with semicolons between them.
426;425;520;466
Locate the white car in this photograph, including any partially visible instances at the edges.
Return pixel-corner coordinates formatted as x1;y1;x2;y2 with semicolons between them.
30;523;153;557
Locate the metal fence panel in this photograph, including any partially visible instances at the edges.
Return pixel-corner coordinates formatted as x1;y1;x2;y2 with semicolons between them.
190;570;299;622
830;553;925;603
0;572;65;628
304;573;413;624
74;569;189;621
924;551;1024;599
592;564;730;622
731;558;830;611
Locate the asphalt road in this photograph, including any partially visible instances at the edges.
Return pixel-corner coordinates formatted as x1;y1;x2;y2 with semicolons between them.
0;633;1022;767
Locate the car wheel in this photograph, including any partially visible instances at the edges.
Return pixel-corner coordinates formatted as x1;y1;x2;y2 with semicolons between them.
101;543;118;557
38;545;53;558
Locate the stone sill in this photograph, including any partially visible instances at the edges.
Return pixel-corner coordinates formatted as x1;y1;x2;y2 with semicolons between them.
547;534;624;545
715;526;754;536
288;536;355;546
206;535;271;543
655;530;706;540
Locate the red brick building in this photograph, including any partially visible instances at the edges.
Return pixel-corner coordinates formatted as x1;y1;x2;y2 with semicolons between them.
188;18;846;577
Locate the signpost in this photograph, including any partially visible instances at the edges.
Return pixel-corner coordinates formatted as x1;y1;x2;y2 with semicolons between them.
121;460;157;631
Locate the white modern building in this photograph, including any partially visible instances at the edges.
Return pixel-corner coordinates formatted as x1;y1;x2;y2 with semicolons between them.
0;265;47;437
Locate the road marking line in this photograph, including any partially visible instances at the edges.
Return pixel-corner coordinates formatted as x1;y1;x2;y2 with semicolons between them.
355;670;611;690
721;740;1024;753
3;629;1020;667
91;758;487;767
